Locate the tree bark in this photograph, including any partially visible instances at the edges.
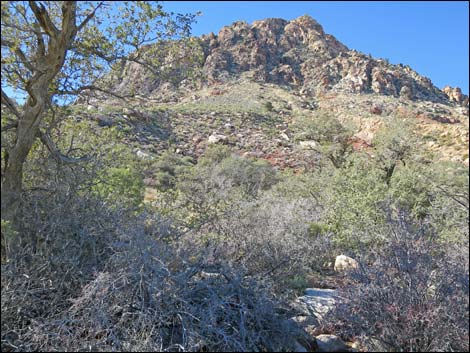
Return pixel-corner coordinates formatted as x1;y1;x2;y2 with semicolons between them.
1;1;77;228
1;83;47;225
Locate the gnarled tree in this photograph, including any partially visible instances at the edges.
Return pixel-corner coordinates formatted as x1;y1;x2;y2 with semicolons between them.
1;1;200;226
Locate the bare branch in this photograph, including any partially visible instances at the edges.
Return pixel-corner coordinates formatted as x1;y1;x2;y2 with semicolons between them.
57;84;134;101
1;38;37;72
76;2;105;33
1;121;19;132
435;184;469;211
28;1;59;38
1;89;23;120
38;130;92;164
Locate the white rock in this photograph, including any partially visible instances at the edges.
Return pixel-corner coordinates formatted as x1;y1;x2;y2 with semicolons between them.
316;334;348;352
208;134;227;144
136;150;152;160
299;140;317;150
334;255;359;272
280;132;290;141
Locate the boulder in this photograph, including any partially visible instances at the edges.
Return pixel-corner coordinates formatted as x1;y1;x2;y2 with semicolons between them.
283;316;318;352
443;85;469;107
208;134;228;144
297;288;337;321
136;149;152;160
316;334;349;352
299;140;317;150
334;255;358;272
289;315;319;329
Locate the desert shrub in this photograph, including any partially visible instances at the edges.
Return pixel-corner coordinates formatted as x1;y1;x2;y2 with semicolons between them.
307;222;331;238
148;153;325;290
216;156;278;197
388;162;434;219
92;166;144;210
1;220;17;263
1;200;124;352
426;161;469;241
7;229;302;352
329;213;469;352
152;150;194;191
1;113;153;351
264;101;274;112
319;158;389;251
174;169;326;291
197;144;232;166
172;147;279;231
294;112;351;144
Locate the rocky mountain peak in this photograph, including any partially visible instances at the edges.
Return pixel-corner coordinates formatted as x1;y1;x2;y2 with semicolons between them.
111;15;467;107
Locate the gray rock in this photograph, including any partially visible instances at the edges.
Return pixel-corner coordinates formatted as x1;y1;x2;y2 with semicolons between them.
297;288;337;321
293;340;309;352
289;315;319;329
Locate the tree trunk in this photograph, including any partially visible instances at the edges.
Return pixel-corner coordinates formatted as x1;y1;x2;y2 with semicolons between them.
1;2;77;228
1;83;47;226
1;101;44;224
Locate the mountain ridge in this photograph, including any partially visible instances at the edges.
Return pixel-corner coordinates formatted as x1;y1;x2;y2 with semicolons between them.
111;15;468;107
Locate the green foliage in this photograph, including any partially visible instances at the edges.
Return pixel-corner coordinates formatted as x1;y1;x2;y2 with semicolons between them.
320;158;389;250
198;144;232;167
264;101;274;112
152;150;193;192
307;222;331;238
92;167;144;210
215;156;278;197
294;112;352;143
372;117;419;184
286;275;310;294
1;2;199;102
294;113;354;168
388;163;433;219
425;161;469;241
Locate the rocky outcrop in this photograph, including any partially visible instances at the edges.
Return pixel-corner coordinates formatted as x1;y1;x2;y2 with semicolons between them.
442;86;469;107
200;15;448;103
109;15;460;106
296;288;337;321
103;15;462;106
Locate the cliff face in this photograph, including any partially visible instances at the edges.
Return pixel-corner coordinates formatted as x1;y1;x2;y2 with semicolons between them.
111;15;468;107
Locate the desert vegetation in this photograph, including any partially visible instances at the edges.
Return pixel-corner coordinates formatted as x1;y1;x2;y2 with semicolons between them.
1;1;469;352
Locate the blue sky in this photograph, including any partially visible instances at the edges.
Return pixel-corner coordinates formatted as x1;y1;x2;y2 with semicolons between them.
163;1;469;94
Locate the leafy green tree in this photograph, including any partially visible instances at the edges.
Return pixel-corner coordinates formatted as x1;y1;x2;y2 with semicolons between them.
372;118;419;185
1;1;199;226
294;113;353;168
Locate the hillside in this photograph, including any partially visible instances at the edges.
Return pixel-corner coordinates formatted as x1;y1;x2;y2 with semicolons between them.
2;12;469;353
81;15;468;171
